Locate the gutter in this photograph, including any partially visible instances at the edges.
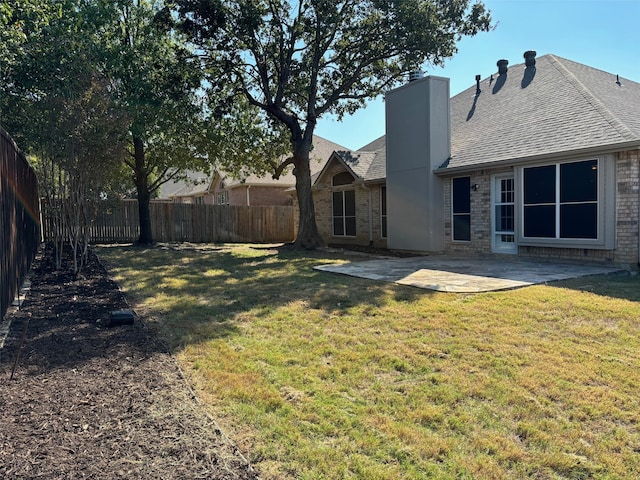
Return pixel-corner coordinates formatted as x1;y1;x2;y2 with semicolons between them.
433;141;640;176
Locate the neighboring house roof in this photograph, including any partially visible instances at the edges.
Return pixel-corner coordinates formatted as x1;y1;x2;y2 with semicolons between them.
222;135;349;188
169;176;211;198
159;171;211;199
318;53;640;184
158;135;348;198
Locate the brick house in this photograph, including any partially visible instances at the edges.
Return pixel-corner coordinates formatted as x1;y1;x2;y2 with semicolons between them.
164;135;347;206
313;52;640;267
312;146;388;248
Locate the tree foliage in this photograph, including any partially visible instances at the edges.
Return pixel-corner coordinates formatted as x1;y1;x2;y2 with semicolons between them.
0;0;57;69
2;0;215;247
176;0;493;248
1;0;128;273
97;0;211;244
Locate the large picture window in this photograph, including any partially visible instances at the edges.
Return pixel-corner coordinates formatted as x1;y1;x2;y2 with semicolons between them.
523;159;598;240
452;176;471;241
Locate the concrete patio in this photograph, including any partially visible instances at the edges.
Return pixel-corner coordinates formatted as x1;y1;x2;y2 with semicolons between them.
314;255;626;293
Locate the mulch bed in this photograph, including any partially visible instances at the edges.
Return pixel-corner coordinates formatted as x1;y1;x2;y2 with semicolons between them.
0;245;258;479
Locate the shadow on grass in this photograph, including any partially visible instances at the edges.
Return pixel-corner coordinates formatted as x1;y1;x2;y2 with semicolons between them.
95;243;429;351
550;272;640;302
96;243;640;356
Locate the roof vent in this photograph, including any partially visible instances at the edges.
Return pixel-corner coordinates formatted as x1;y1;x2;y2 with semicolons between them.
409;71;423;82
524;50;537;67
497;59;508;75
475;74;481;94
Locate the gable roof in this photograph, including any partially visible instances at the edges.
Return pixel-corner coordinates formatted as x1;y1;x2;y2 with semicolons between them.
327;53;640;182
169;176;213;198
443;53;640;172
314;148;387;186
358;135;386;152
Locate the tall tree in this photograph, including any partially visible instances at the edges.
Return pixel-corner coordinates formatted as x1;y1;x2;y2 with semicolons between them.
176;0;492;248
99;0;209;244
1;0;128;271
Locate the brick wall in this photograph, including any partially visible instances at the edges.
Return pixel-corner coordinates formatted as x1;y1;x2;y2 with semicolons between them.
612;149;640;265
313;161;387;247
443;167;509;255
247;186;293;206
442;150;640;267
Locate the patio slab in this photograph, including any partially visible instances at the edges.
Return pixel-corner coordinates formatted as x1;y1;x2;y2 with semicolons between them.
314;255;626;293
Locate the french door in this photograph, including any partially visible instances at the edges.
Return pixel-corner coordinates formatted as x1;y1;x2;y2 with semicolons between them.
492;173;516;253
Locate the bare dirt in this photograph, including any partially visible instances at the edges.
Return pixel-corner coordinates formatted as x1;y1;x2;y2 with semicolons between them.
0;245;258;479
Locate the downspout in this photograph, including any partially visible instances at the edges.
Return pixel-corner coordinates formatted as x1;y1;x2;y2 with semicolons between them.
246;185;251;206
359;181;373;246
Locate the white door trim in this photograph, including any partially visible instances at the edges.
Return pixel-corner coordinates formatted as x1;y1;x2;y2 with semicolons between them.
491;173;517;254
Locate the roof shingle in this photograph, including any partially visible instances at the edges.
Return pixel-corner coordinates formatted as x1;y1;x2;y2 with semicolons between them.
331;53;640;181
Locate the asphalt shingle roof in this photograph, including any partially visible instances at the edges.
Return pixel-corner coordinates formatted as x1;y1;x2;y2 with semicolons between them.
329;53;640;181
330;148;387;183
168;54;640;195
223;135;349;187
446;53;640;171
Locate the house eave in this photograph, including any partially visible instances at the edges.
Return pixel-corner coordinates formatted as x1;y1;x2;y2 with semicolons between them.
433;141;640;176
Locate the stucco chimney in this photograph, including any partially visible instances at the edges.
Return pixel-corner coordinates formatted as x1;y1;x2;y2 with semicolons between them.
385;76;450;252
497;59;508;75
524;50;537;67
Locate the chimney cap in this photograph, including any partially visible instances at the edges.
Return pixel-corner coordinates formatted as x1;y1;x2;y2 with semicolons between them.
408;71;424;82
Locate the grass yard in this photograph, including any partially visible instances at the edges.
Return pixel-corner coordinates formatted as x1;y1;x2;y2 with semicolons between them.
97;243;640;479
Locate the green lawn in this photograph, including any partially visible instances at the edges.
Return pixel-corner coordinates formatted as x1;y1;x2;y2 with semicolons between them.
97;243;640;479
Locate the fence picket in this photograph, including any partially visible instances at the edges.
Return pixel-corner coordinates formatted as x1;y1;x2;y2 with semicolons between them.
42;200;295;244
1;127;40;321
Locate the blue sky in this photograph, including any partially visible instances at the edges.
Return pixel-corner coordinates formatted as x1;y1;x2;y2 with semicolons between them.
315;0;640;151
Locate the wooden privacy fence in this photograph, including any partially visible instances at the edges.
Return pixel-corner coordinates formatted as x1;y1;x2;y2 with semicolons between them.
43;200;296;244
0;126;40;321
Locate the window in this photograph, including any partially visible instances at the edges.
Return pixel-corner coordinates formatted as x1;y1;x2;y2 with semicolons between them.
333;190;356;236
333;171;354;187
332;172;356;237
216;191;229;205
452;176;471;241
380;186;387;238
523;159;598;240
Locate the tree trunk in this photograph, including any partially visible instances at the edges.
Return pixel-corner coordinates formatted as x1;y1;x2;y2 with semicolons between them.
133;136;154;244
292;139;325;249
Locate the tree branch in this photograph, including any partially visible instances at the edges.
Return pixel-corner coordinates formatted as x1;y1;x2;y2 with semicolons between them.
271;155;295;180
